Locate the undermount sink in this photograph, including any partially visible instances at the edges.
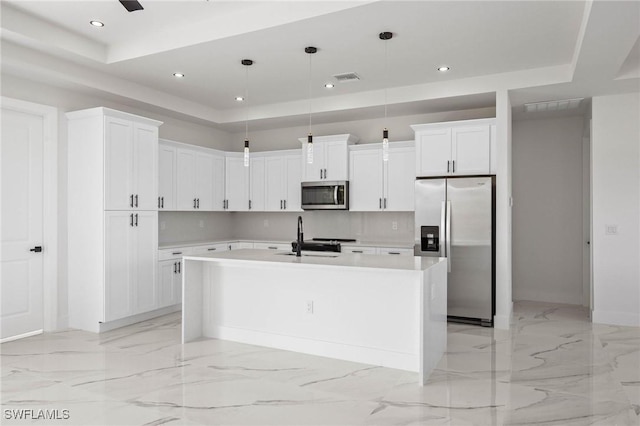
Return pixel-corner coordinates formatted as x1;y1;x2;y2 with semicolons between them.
276;252;340;258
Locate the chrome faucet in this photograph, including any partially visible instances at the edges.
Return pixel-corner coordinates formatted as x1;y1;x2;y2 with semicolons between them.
296;215;304;257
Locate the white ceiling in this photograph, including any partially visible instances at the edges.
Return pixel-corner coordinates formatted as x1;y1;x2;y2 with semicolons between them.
2;1;639;130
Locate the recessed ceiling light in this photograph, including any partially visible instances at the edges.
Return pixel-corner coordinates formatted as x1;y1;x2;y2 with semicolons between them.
235;96;244;101
324;83;334;89
437;66;450;72
173;72;185;78
89;20;104;27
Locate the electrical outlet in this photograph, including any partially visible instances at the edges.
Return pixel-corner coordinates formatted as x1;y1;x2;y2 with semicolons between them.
264;219;269;228
199;220;204;228
605;225;618;235
160;221;166;231
306;300;314;314
392;221;398;231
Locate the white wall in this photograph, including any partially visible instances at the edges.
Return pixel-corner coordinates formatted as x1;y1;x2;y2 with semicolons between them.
591;93;640;326
229;107;496;151
512;116;585;304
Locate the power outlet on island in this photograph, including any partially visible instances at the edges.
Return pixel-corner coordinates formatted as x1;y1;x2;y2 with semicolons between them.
306;300;314;314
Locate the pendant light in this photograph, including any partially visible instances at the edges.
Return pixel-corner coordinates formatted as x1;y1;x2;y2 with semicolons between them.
379;31;392;162
305;46;317;164
241;59;253;167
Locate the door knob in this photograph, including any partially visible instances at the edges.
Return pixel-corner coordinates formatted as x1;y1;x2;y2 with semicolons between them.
29;246;43;253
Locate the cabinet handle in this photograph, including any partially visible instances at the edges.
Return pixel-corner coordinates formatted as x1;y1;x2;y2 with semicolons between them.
129;213;133;227
384;198;387;209
388;252;400;255
177;262;181;273
268;246;277;250
208;248;216;251
197;198;200;209
284;200;287;210
130;194;134;208
135;213;138;227
172;251;182;255
324;169;327;179
161;197;164;208
452;160;455;173
223;200;226;210
280;200;283;210
135;194;138;207
249;200;252;210
320;169;323;180
158;196;161;208
174;262;177;273
352;250;363;253
447;161;450;173
225;199;228;209
379;198;382;209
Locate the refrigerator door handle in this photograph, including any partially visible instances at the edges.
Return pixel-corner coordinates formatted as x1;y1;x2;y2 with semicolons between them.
440;201;446;257
446;200;452;273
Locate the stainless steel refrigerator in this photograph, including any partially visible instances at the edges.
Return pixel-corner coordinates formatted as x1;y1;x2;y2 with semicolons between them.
414;177;495;326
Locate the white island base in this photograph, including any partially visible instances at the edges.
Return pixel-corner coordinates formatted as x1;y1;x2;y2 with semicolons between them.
182;249;447;385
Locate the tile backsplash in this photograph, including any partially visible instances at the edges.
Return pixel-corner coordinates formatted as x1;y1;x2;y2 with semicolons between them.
159;211;414;246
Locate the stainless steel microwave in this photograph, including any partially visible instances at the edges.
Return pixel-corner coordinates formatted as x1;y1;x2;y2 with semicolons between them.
301;181;349;210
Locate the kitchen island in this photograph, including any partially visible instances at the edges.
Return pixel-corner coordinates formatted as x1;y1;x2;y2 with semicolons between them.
182;249;447;385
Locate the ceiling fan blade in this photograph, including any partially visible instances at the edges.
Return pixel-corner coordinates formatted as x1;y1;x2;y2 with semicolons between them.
119;0;143;12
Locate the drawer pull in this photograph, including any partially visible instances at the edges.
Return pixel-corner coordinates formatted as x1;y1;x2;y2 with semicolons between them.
208;248;217;251
172;251;182;255
388;252;400;255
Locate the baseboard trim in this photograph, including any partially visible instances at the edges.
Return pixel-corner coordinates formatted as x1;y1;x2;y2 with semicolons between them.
206;325;418;372
1;329;43;343
98;305;180;333
592;309;640;327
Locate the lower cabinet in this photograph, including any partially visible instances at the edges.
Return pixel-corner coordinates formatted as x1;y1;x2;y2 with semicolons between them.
105;211;158;322
253;242;291;250
158;259;182;308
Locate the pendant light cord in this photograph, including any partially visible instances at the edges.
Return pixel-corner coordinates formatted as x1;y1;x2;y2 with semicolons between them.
384;37;388;127
245;64;249;141
308;52;312;135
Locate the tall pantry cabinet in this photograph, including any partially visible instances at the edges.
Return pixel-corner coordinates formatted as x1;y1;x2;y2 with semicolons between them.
67;108;163;333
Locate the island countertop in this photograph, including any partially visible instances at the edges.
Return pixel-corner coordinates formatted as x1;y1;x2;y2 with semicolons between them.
183;248;443;272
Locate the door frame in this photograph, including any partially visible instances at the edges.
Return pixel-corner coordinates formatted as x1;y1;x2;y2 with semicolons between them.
1;96;58;333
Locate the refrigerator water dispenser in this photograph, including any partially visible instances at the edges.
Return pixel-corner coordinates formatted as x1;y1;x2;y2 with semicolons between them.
420;226;439;252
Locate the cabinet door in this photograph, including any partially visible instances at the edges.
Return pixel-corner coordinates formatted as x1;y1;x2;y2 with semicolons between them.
265;156;284;211
104;117;133;210
385;147;415;211
349;149;383;211
104;212;133;322
211;154;226;211
225;156;249;211
452;125;490;175
176;149;196;210
174;261;182;304
324;140;348;181
284;155;301;211
158;145;176;210
416;128;451;177
132;211;158;315
132;123;158;210
302;141;325;182
158;260;176;308
195;152;214;210
249;156;265;211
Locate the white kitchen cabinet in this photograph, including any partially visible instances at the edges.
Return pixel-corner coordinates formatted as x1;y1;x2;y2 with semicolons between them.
341;245;378;255
377;247;414;256
249;156;265;211
176;147;225;211
158;143;176;210
104;211;158;322
67;107;163;333
253;242;292;250
104;115;158;211
265;151;302;211
349;142;415;211
191;243;229;254
158;259;181;308
300;134;358;182
412;118;495;177
224;154;249;211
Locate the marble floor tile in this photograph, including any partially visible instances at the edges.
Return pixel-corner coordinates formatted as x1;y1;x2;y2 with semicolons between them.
1;301;638;425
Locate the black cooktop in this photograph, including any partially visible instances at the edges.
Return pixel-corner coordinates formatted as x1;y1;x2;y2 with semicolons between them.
311;238;356;243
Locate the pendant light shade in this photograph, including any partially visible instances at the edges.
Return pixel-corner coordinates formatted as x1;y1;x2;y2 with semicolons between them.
241;59;253;167
305;46;317;164
379;32;392;162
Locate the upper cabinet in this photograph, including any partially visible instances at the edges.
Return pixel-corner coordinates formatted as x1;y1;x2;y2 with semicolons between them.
411;118;495;177
264;151;302;211
224;153;249;211
299;134;358;182
160;140;225;211
104;115;159;210
349;142;415;212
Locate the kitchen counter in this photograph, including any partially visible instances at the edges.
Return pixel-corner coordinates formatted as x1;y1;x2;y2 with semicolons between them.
182;249;447;385
160;239;413;250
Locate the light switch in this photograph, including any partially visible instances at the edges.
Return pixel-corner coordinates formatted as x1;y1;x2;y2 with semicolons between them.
605;225;618;235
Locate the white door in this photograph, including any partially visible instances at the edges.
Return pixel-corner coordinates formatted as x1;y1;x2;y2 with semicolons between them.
249;157;265;211
302;142;325;182
132;211;158;314
211;154;225;211
1;108;44;340
451;125;490;175
385;147;415;211
105;117;133;210
158;260;176;308
324;141;348;181
225;156;249;211
176;148;196;210
416;128;451;177
104;212;133;322
195;152;214;210
284;155;301;211
265;156;284;211
158;144;176;210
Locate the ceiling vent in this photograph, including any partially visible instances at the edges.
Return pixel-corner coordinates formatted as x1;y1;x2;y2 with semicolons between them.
524;98;584;113
333;72;361;83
